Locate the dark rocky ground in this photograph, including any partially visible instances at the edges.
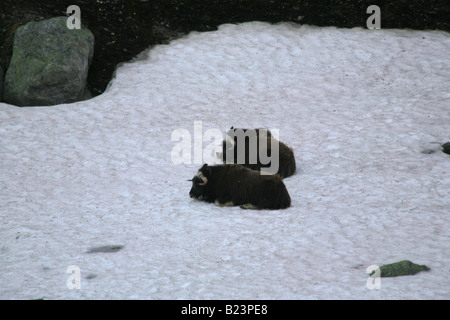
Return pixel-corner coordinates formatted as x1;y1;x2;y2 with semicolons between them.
1;0;449;97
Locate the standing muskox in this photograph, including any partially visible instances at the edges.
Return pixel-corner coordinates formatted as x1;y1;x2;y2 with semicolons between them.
189;164;291;210
219;127;296;178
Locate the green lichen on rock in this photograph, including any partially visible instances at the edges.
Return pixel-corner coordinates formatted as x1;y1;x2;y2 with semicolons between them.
3;16;94;106
371;260;430;277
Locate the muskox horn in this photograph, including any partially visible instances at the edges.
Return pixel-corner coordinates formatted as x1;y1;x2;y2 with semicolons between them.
194;171;208;186
199;176;208;186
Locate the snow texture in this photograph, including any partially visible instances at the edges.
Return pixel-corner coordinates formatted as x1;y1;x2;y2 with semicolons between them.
1;22;449;299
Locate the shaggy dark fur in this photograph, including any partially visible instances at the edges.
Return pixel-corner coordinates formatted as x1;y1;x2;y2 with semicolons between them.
189;164;291;210
220;127;296;178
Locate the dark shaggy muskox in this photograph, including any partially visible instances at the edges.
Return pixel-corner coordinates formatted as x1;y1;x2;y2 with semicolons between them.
219;127;296;178
189;164;291;210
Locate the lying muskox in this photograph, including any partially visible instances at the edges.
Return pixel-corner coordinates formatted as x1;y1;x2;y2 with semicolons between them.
189;164;291;210
219;127;296;178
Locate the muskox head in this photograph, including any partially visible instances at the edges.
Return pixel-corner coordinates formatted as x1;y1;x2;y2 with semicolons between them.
188;164;212;202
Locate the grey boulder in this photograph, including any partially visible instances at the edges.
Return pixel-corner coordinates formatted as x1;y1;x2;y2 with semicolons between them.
3;16;94;106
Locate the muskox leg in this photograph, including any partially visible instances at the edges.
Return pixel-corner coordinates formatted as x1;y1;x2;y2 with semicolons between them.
215;199;235;207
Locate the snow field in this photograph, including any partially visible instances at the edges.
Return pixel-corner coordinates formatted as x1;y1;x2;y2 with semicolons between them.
1;22;449;299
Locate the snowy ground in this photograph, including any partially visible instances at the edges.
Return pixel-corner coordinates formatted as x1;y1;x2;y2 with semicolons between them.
1;22;449;299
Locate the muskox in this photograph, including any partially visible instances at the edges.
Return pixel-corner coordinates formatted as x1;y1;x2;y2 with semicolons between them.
189;164;291;210
219;127;296;178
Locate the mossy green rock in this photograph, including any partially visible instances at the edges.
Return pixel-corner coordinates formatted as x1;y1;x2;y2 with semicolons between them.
372;260;430;277
3;16;94;106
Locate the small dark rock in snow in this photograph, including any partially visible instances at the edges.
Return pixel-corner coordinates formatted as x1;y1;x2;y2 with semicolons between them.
442;142;450;155
86;245;124;253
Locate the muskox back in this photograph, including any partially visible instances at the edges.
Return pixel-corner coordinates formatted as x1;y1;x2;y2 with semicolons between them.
189;164;291;210
220;127;296;178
